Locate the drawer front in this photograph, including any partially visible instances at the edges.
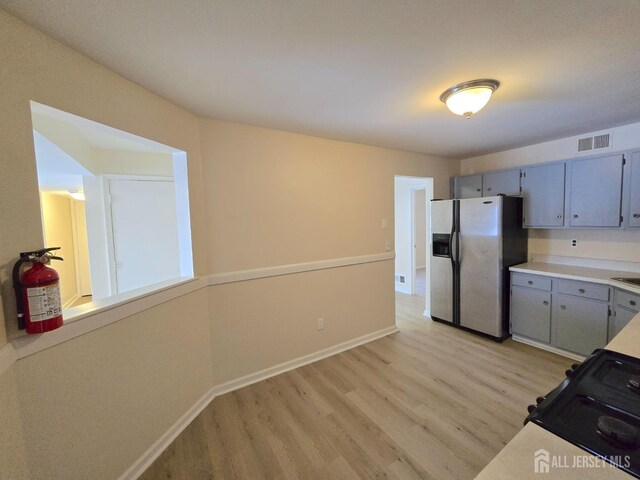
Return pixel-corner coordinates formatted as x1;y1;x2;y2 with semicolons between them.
511;272;552;291
556;279;610;302
615;289;640;313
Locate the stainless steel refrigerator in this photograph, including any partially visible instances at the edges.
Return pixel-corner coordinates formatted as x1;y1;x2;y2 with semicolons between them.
430;196;527;340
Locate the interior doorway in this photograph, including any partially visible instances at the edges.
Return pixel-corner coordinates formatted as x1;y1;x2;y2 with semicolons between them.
394;176;434;316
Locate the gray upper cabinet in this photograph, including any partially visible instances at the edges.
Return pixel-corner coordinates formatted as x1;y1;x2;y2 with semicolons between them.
521;163;566;227
482;169;520;196
568;154;624;227
629;152;640;228
454;174;483;199
555;294;609;356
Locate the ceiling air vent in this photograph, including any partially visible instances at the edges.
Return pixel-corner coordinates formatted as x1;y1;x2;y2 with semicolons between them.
593;133;610;149
577;137;593;152
576;132;612;154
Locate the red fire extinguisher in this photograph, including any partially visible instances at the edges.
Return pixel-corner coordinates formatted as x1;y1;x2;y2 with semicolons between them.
12;247;64;334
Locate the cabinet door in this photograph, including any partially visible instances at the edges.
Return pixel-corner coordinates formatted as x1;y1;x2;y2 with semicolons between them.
521;163;566;227
510;287;551;343
629;153;640;228
454;175;482;199
610;307;636;340
569;154;623;227
483;169;520;196
555;294;608;356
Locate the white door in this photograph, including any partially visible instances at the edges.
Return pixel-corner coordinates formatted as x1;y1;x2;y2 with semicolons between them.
108;179;181;294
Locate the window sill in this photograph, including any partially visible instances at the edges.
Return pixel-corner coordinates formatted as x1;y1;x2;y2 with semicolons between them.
12;277;206;359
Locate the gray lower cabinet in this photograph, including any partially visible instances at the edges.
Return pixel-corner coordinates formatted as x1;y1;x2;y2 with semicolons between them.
611;288;640;340
629;152;640;228
568;154;624;227
611;307;637;340
454;174;483;199
554;294;609;356
483;169;520;196
521;163;566;227
510;272;612;356
510;287;551;342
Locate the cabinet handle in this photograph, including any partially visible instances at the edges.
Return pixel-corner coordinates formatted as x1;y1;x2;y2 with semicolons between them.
543;300;549;305
487;188;492;191
561;305;566;310
476;188;481;192
556;215;562;219
634;213;640;218
578;288;585;294
573;214;579;219
528;280;533;285
631;300;637;306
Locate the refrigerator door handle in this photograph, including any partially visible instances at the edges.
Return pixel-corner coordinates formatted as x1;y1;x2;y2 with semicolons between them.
449;225;455;268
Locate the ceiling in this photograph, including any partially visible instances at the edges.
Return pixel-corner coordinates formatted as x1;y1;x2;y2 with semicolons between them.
4;1;640;158
31;102;179;154
33;131;90;192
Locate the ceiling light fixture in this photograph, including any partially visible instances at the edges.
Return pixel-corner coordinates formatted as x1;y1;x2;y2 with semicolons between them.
439;79;500;119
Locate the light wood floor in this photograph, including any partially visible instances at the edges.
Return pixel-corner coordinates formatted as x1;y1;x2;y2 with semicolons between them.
140;293;569;480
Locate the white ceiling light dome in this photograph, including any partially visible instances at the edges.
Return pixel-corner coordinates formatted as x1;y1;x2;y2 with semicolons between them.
440;79;500;119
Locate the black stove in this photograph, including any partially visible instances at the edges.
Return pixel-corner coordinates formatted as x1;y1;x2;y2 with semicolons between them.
526;349;640;478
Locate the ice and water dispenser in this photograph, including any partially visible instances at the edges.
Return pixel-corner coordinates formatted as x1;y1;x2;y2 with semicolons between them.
432;233;451;258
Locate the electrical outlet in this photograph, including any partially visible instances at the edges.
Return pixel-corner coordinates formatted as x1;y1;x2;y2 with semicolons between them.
385;240;391;251
317;318;324;330
571;239;578;247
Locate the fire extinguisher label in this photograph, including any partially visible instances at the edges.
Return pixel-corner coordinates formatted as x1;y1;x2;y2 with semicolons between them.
26;284;62;322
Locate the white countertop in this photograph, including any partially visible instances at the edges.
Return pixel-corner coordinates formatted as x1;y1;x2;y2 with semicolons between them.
510;262;640;295
475;302;640;479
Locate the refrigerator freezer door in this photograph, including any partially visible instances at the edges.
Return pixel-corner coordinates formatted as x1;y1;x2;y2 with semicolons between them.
458;197;504;337
430;201;454;323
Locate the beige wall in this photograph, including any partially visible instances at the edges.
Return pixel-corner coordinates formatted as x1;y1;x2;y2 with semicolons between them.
40;192;78;305
199;118;455;274
0;367;30;480
461;127;640;264
0;8;208;343
0;8;459;480
0;9;211;480
209;261;394;385
15;289;212;480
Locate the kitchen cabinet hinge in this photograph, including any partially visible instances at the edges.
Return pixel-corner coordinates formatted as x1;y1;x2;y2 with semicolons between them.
623;155;626;165
608;307;612;317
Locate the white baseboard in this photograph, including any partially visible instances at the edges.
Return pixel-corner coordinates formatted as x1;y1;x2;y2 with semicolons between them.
116;384;218;480
511;335;585;361
423;310;430;318
118;325;398;480
210;325;399;397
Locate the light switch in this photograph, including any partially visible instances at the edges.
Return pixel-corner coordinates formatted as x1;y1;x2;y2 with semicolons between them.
381;218;388;229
